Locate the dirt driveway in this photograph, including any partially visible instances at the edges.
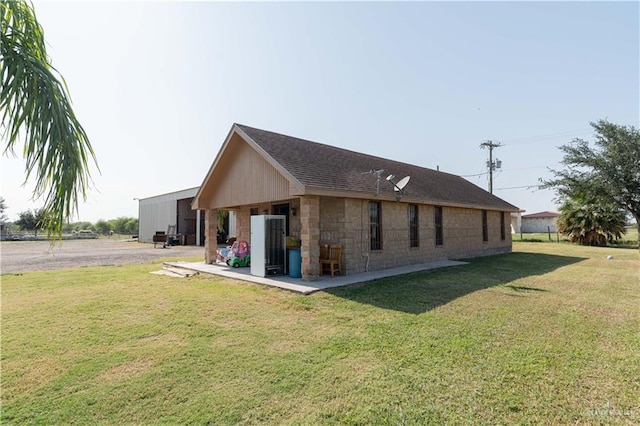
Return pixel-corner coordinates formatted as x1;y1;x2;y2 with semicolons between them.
0;239;204;274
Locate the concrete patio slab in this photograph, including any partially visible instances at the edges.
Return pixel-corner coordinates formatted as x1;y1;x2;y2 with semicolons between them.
164;259;468;295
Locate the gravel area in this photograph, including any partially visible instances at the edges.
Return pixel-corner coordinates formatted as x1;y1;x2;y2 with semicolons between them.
0;239;204;274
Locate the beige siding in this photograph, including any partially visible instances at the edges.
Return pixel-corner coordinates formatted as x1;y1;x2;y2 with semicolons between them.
200;135;291;209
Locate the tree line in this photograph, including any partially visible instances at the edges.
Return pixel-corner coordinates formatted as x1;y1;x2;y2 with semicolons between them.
0;203;138;236
66;217;139;235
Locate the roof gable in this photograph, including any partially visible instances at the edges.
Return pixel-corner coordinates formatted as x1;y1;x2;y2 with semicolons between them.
193;128;303;210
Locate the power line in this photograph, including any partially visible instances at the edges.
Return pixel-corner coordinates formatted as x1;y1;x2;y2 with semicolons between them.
499;166;547;172
460;171;489;178
459;166;545;177
501;128;593;146
500;121;640;146
458;122;640;182
494;185;543;191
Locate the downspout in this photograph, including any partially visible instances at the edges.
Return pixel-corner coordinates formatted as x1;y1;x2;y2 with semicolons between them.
362;252;370;272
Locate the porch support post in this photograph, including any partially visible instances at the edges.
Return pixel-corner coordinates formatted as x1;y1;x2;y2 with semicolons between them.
300;195;320;281
196;209;202;247
205;209;218;264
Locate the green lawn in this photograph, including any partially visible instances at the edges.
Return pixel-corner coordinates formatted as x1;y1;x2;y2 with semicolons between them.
512;229;638;248
2;245;639;425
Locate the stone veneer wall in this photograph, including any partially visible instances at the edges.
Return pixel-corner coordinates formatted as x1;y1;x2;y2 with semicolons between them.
300;196;320;280
318;197;511;275
204;198;512;276
204;208;217;264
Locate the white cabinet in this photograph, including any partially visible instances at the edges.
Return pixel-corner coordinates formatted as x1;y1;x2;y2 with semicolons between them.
250;215;286;277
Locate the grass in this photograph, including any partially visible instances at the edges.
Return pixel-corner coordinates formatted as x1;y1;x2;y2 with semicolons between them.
512;232;565;242
513;229;638;248
2;245;639;425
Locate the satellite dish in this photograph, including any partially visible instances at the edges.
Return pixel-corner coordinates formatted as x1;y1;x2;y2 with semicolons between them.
385;175;411;200
394;176;410;192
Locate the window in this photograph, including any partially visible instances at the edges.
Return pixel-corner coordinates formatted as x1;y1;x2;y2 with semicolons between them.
369;201;382;250
435;206;443;246
500;212;506;240
409;204;419;248
482;210;488;242
250;207;259;216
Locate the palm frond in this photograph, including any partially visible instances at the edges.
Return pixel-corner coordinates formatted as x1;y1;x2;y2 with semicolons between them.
1;0;98;236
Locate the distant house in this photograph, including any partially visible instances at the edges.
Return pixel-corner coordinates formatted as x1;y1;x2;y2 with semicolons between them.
192;124;519;280
520;211;559;233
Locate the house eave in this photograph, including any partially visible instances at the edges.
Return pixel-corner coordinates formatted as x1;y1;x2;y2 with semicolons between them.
297;187;519;211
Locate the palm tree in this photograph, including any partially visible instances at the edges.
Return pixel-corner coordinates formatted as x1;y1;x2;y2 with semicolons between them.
1;0;97;236
557;197;626;246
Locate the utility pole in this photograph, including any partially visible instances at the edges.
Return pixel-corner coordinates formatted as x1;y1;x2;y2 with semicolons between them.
480;140;502;193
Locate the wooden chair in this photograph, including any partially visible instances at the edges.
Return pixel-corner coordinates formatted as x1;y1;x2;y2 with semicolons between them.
166;224;179;246
319;243;343;277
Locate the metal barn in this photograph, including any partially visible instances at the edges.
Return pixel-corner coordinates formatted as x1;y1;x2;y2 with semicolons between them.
137;187;236;246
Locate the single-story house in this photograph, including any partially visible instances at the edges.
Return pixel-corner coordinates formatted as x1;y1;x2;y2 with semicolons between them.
520;211;559;233
192;124;519;280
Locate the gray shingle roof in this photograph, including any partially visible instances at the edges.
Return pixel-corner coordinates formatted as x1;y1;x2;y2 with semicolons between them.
522;211;559;218
236;124;518;211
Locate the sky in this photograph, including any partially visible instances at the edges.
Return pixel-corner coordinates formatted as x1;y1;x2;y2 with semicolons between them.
1;0;638;223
